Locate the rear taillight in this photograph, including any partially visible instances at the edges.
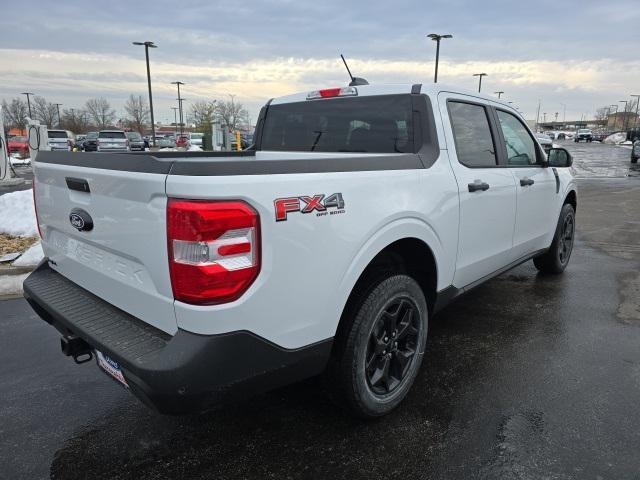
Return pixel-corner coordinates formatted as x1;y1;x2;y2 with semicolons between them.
32;178;43;238
167;199;260;305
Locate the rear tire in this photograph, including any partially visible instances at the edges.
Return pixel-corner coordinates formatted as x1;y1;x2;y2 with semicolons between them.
325;273;428;418
534;204;575;274
632;155;638;164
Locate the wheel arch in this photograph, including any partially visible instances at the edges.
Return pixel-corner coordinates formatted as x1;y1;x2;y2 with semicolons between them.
564;189;577;212
334;221;442;342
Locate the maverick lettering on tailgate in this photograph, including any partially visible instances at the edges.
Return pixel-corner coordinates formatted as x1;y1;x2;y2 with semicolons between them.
274;193;345;222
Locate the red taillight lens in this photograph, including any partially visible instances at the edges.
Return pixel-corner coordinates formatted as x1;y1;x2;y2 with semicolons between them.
32;178;43;238
167;199;260;305
307;86;358;100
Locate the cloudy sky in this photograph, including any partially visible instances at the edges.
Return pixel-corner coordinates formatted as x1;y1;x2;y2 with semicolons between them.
1;0;639;124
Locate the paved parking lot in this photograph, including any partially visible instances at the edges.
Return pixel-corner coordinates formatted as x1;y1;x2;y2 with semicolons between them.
1;142;639;479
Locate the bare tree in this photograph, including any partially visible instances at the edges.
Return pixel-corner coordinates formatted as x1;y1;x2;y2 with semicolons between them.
215;99;249;132
85;98;116;129
33;96;59;128
594;106;609;122
190;100;218;130
61;108;91;133
1;98;29;131
124;94;149;134
191;100;216;129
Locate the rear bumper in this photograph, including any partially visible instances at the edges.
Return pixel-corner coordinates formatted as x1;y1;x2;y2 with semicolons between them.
23;261;332;414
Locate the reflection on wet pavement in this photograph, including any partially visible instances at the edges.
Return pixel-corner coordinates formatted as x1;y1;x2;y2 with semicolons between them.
564;140;640;178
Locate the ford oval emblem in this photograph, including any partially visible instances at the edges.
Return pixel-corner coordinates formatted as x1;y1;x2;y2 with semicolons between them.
69;208;93;232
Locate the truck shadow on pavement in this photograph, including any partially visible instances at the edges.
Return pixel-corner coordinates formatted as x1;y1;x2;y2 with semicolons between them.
49;243;640;480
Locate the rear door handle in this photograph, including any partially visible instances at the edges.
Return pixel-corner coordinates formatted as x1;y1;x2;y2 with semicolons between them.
520;177;535;187
468;180;490;192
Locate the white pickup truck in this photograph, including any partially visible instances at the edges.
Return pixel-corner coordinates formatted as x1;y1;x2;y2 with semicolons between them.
24;83;577;418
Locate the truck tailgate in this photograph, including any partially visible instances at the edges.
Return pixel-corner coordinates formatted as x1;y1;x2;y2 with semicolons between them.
33;153;177;334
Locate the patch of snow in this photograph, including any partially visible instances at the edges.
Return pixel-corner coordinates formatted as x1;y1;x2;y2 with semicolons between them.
188;145;203;151
13;242;44;266
9;154;30;166
0;189;38;237
0;273;29;296
604;132;627;144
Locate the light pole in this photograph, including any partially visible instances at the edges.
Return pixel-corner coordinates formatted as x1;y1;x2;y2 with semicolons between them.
494;91;504;99
535;99;541;131
543;112;547;123
631;94;640;132
426;33;452;83
177;98;187;134
132;41;158;147
560;102;566;124
171;107;179;137
473;73;487;93
619;100;629;131
21;92;34;119
54;103;63;127
171;81;185;136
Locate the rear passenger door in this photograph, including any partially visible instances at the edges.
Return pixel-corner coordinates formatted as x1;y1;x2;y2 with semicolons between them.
440;95;518;287
493;109;558;257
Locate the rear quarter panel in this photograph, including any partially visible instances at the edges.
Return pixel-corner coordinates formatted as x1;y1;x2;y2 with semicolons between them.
166;155;459;349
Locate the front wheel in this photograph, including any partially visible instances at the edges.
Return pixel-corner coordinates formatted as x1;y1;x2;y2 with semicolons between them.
325;274;428;418
534;204;575;274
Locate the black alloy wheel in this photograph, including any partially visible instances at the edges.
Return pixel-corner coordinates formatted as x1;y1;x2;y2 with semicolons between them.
365;297;420;396
558;213;574;266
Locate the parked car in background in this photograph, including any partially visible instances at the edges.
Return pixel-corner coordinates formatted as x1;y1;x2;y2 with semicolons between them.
535;133;554;154
157;137;176;149
632;140;639;164
574;129;593;142
97;130;129;152
126;132;146;151
82;132;98;152
7;135;29;157
189;132;204;148
47;130;75;151
591;132;607;142
176;135;190;148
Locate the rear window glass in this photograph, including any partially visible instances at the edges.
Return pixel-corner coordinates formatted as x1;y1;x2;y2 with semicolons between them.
190;133;203;139
99;131;126;139
261;95;414;153
48;131;68;139
126;132;142;140
86;132;98;139
12;136;27;142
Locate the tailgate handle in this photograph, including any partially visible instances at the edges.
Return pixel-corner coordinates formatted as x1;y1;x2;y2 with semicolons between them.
66;177;90;193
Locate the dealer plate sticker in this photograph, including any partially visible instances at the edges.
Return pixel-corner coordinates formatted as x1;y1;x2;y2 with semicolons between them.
96;351;129;388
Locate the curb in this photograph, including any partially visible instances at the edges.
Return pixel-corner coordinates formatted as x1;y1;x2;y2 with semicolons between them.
0;265;35;276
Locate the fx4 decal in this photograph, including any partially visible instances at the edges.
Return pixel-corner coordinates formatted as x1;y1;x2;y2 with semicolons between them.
274;193;345;222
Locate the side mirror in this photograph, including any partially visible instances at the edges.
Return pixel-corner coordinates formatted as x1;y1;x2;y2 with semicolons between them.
548;147;572;167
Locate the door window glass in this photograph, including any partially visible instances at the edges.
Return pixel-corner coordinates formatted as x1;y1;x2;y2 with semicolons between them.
448;102;497;167
497;110;538;166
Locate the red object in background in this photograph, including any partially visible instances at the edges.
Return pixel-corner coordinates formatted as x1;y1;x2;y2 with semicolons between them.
8;136;29;156
176;135;189;148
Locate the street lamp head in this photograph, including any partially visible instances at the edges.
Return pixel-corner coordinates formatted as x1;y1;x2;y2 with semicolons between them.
21;92;34;95
427;33;452;41
171;81;185;86
132;41;157;48
473;73;488;77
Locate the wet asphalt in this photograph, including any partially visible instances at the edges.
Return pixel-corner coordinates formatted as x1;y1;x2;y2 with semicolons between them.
1;142;639;479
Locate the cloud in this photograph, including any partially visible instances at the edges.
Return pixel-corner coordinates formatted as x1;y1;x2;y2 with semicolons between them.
1;0;639;123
